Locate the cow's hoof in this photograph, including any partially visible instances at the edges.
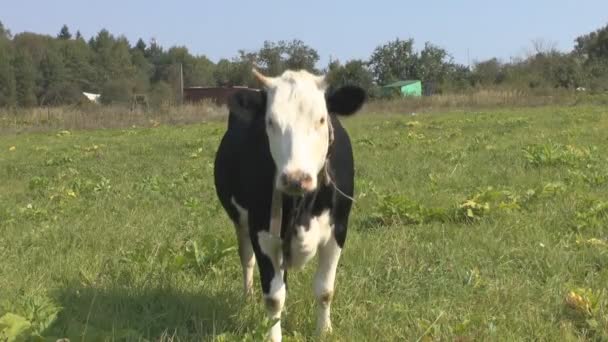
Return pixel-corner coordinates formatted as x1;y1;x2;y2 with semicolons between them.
316;322;333;336
244;287;254;299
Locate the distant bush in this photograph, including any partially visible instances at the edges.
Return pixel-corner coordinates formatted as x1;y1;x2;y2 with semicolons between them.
100;79;133;105
149;81;175;107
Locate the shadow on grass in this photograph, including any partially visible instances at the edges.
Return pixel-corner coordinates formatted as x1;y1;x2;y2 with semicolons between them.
45;284;247;341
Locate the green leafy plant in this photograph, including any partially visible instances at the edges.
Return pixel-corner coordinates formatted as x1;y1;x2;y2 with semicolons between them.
134;175;161;193
523;143;596;167
523;143;567;167
172;240;236;275
370;193;446;226
0;313;32;342
574;200;608;230
0;295;62;341
564;287;607;339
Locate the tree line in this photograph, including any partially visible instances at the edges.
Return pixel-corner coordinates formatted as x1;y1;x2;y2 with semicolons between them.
0;21;607;107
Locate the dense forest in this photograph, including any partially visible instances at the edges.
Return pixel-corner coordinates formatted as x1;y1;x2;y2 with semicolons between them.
0;21;607;107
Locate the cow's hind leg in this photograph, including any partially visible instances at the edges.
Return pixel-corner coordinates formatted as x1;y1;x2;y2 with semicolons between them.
231;198;256;296
314;232;342;335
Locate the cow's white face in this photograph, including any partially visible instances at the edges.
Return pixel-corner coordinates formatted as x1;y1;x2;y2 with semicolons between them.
263;70;330;195
228;69;366;196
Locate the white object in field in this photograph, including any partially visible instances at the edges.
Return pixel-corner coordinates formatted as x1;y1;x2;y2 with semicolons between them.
83;92;101;103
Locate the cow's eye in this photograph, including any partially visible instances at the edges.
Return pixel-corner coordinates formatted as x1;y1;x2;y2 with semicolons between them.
267;119;274;127
319;117;326;125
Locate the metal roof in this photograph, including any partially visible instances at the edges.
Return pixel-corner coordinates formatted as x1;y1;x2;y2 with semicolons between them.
382;80;421;88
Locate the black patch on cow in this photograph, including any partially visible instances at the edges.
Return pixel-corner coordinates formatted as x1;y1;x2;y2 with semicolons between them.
227;89;266;124
326;86;366;116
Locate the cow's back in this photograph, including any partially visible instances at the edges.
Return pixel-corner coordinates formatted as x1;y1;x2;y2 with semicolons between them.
214;111;275;226
213;112;250;223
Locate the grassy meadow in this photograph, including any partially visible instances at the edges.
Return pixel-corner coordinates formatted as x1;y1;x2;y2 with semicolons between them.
1;104;608;341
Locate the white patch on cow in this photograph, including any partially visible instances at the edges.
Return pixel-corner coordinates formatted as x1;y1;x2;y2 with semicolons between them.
314;230;342;335
231;197;255;296
258;210;334;341
263;70;330;192
265;274;286;342
289;210;333;270
230;197;247;221
258;231;283;270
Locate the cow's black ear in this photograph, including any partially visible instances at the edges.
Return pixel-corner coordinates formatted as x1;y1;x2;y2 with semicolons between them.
228;89;266;121
326;86;366;116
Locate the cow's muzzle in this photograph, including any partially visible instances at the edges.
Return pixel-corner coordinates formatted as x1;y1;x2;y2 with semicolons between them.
279;170;314;195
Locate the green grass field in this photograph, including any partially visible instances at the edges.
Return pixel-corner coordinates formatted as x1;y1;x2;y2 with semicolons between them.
1;105;607;341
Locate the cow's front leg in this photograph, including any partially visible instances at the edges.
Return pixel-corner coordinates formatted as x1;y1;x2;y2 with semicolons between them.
314;232;342;335
257;231;286;342
236;223;256;297
230;199;256;297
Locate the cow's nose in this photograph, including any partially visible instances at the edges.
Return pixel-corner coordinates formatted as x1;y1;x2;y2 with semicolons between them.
280;171;314;193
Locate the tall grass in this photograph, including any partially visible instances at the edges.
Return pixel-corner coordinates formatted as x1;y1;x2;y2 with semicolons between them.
364;89;601;115
0;100;228;133
2;90;608;133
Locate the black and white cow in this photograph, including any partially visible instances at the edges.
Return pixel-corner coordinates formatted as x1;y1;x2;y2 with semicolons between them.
213;69;366;341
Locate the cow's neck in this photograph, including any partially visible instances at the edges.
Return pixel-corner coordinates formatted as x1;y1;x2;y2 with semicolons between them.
269;188;283;237
268;115;335;269
269;168;329;238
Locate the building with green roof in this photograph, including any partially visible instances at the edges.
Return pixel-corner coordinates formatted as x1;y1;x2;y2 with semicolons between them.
382;80;422;97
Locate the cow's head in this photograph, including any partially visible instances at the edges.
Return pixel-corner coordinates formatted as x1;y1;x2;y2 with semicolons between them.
229;69;366;195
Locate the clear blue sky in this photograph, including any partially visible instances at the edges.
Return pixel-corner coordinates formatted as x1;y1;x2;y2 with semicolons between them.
3;0;607;67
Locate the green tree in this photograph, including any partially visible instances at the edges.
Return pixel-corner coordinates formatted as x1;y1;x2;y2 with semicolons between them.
58;25;72;40
471;58;504;86
575;24;608;60
584;59;608;90
0;20;11;39
326;59;374;94
212;51;257;87
0;60;16;107
12;50;37;106
188;56;216;86
38;44;69;105
442;64;473;93
369;38;417;85
574;24;608;90
231;50;257;87
12;32;52;66
214;58;235;86
161;46;216;87
60;38;96;92
100;79;133;104
131;49;153;93
135;38;147;53
415;42;452;92
257;40;284;76
144;39;167;73
284;39;319;72
0;37;16;106
528;52;583;89
254;39;319;76
11;31;84;104
149;80;174;106
89;29;136;85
